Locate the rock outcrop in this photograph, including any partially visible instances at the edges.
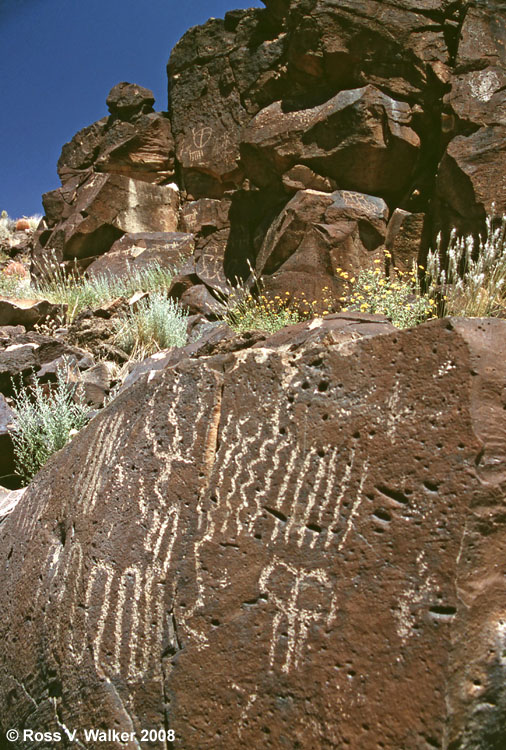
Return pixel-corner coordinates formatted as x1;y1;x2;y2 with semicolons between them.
0;317;505;748
28;0;506;311
1;3;505;745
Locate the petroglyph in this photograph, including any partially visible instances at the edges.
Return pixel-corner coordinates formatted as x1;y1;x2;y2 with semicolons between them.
338;190;385;216
192;126;213;149
468;69;501;103
34;351;381;681
259;557;337;673
394;551;435;644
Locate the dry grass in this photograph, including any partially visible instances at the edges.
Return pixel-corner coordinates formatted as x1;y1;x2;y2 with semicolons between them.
425;213;506;318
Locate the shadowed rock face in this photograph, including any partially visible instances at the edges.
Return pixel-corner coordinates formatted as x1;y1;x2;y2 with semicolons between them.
0;317;505;749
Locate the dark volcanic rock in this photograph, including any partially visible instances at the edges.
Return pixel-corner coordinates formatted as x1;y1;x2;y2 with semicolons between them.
385;208;426;271
0;318;505;748
254;188;388;306
0;298;66;330
435;0;506;220
58;113;175;187
168;11;287;198
0;394;16;488
106;82;155;118
86;232;195;281
242;86;420;198
33;174;180;266
0;332;94;395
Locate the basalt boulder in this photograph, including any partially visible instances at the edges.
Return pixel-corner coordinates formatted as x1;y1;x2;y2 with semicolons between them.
241;86;421;198
435;0;506;222
57;83;175;187
33;174;180;268
168;10;287;199
85;232;195;281
0;317;505;748
254;188;388;307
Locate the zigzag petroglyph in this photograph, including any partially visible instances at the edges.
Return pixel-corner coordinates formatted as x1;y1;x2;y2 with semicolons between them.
34;357;373;678
180;365;371;668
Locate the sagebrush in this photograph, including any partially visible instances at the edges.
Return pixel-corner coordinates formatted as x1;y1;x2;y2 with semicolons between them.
11;365;89;484
114;292;189;360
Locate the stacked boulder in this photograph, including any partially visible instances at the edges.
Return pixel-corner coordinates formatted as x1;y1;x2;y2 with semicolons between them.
30;0;506;309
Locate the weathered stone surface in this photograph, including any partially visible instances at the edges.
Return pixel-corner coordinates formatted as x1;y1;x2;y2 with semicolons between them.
242;86;420;198
0;298;65;330
0;318;505;748
56;119;108;186
283;0;452;101
255;188;388;306
0;394;16;489
385;208;426;271
180;198;231;235
179;284;226;317
0;487;25;521
94;113;175;183
58;114;175;187
106;82;155;118
168;11;286;198
78;362;113;408
0;332;93;395
86;232;194;281
435;0;506;220
195;228;232;293
282;164;337;194
436;126;506;218
34;174;180;265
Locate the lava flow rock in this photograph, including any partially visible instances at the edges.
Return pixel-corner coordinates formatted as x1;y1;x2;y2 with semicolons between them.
0;317;505;749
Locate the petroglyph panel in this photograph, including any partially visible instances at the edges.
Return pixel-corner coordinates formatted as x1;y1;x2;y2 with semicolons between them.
0;318;505;749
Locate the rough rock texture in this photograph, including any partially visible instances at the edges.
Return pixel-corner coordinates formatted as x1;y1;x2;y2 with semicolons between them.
0;331;94;396
436;0;506;224
31;0;505;308
0;394;16;488
242;86;420;198
57;83;174;187
0;487;25;521
85;231;195;281
34;174;180;267
0;298;65;330
254;188;388;305
0;317;505;748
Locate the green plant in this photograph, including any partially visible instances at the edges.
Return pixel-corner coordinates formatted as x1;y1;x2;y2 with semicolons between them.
224;290;304;334
29;254;178;322
0;266;31;297
11;364;89;484
113;292;189;360
426;214;506;318
339;259;436;328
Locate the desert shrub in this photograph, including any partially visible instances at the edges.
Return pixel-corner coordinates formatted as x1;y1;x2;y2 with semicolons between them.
0;210;13;244
0;263;31;297
224;291;303;334
0;211;41;244
11;365;89;484
30;255;178;322
221;277;335;334
339;260;436;328
113;292;188;360
426;213;506;318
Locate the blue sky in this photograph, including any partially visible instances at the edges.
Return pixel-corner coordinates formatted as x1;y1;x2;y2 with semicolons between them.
0;0;263;218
